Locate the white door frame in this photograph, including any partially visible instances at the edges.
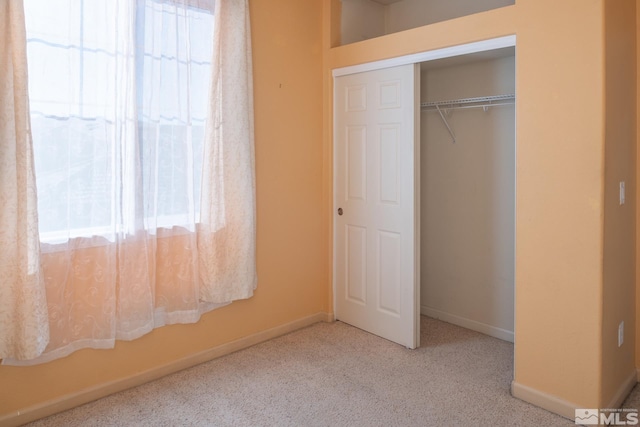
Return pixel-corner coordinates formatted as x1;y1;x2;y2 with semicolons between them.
332;35;516;78
332;34;517;338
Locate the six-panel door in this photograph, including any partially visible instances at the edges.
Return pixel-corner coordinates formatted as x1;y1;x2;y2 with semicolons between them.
334;64;419;349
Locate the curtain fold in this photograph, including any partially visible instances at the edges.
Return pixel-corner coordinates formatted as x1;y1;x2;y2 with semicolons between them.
2;0;256;366
199;0;256;303
0;0;50;361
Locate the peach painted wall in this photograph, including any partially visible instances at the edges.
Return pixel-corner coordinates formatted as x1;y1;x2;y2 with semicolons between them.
0;0;327;422
637;0;640;383
514;0;604;410
326;0;633;414
602;0;636;406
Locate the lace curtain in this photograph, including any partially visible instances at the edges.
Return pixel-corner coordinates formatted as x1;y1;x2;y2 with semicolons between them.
0;0;256;365
0;0;49;361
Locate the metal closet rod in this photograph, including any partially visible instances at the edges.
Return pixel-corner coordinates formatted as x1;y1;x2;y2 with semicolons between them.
420;94;515;144
420;94;516;110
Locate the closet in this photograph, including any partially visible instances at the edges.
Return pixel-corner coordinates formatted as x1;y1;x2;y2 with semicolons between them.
333;47;515;346
334;0;516;345
419;49;515;342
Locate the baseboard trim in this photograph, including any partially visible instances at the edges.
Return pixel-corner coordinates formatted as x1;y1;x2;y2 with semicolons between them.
605;369;638;409
511;381;579;421
0;312;330;427
421;306;514;343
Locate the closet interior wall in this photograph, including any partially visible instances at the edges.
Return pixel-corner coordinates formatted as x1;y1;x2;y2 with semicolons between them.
420;55;516;341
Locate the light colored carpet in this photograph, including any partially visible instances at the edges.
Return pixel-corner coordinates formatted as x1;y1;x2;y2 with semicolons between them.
623;383;640;412
25;317;589;426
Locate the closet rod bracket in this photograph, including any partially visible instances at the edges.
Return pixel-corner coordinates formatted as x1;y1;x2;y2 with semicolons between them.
421;94;515;144
435;104;456;143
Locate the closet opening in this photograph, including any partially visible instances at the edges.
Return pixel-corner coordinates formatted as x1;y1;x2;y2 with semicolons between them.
332;37;516;356
419;47;516;344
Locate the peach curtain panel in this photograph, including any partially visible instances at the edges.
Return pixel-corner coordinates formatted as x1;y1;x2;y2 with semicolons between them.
0;0;50;361
1;0;256;365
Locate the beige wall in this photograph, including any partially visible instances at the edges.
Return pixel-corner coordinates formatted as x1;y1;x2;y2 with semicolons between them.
329;5;516;66
0;0;327;423
602;0;637;406
326;0;635;415
420;57;515;338
339;0;514;46
386;0;514;35
340;0;385;45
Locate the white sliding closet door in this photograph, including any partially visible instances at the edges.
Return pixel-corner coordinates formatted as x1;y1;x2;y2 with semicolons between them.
334;64;420;349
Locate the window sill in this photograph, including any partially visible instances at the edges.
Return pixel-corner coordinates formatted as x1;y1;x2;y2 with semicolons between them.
40;219;200;253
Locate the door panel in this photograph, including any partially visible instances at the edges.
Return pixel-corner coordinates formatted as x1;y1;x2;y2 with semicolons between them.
334;64;419;349
379;125;400;204
378;230;401;316
346;126;367;201
346;225;367;305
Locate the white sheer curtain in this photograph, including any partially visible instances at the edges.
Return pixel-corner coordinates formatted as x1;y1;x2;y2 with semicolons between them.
199;0;256;302
0;0;49;361
1;0;256;365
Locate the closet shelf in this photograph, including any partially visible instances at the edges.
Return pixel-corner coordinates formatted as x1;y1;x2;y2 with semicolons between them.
420;94;515;111
420;94;515;144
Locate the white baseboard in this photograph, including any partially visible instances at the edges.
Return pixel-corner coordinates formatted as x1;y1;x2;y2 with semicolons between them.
606;369;638;409
0;312;331;427
512;368;638;422
421;306;514;343
511;381;578;421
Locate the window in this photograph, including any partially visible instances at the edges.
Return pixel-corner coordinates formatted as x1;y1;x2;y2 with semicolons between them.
25;0;215;242
4;0;255;365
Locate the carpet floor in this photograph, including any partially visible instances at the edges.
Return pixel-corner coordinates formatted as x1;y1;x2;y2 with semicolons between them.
24;316;635;426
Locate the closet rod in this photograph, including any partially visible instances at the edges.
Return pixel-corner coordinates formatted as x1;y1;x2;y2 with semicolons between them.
420;94;515;111
421;94;515;144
